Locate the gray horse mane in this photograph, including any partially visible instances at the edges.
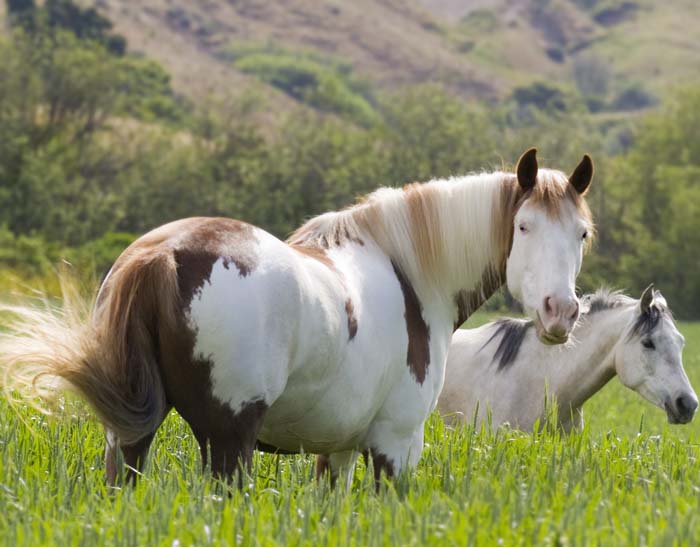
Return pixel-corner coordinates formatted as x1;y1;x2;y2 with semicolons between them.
483;288;650;371
580;288;633;314
481;318;534;371
629;291;670;339
582;287;670;339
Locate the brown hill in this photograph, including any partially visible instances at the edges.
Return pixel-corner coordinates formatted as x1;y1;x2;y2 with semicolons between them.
83;0;498;103
14;0;700;116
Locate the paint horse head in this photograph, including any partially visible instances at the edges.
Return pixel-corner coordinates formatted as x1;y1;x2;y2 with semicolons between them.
505;149;594;344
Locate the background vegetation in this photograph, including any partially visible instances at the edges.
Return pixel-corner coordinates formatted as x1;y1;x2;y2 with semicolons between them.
0;0;698;319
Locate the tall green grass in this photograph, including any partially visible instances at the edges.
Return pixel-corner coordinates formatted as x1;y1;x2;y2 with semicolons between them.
1;318;699;546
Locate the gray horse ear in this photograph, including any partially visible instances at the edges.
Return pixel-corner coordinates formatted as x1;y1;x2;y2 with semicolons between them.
569;154;594;195
640;283;655;313
516;148;538;191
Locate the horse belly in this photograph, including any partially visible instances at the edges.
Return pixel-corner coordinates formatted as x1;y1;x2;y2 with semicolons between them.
258;347;406;453
258;248;411;453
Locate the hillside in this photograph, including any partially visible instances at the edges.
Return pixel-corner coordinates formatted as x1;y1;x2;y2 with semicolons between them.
62;0;700;118
420;0;700;100
78;0;497;104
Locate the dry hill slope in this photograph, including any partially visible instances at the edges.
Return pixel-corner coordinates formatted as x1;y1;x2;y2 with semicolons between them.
62;0;700;115
85;0;498;103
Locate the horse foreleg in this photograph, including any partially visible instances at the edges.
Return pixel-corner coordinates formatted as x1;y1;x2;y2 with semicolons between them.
315;450;359;488
364;423;425;490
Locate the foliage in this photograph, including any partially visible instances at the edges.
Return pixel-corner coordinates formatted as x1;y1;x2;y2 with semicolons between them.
378;85;503;184
612;83;656;111
0;28;189;244
8;0;126;55
234;50;378;126
0;17;699;316
573;54;611;98
596;88;700;317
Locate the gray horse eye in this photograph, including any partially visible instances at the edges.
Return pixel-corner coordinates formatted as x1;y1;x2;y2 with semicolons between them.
642;339;655;350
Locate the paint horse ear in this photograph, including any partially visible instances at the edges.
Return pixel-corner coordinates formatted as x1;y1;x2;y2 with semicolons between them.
569;154;594;195
516;148;538;191
640;283;655;313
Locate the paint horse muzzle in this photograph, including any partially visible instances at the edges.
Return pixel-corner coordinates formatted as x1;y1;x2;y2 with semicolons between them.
535;295;580;345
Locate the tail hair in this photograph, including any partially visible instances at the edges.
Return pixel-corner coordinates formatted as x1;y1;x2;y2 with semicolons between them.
0;248;180;445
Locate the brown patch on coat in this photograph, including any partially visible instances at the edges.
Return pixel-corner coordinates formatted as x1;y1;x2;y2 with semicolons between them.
404;182;441;277
162;345;269;480
255;441;298;455
292;244;359;342
172;218;260;306
290;244;338;272
363;449;395;490
454;265;505;330
105;217;260;314
392;261;430;385
345;299;358;340
101;217;269;482
491;174;524;268
164;229;268;478
315;454;335;484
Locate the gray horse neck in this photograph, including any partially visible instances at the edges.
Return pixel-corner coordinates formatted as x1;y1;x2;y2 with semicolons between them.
551;304;636;417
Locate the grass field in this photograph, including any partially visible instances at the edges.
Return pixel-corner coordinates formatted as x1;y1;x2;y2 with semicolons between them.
1;312;699;546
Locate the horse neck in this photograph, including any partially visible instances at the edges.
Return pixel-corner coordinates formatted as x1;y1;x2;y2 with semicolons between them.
548;305;636;412
360;172;516;316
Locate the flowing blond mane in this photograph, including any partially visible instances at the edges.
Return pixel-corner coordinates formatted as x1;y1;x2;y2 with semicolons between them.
288;168;593;294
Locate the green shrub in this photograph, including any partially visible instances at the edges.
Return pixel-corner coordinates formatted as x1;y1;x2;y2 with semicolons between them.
115;55;189;123
612;84;656;111
234;52;377;126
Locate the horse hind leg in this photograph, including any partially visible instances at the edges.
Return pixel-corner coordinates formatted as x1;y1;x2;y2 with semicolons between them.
105;429;120;486
316;451;360;489
192;399;268;486
104;407;171;486
105;430;157;487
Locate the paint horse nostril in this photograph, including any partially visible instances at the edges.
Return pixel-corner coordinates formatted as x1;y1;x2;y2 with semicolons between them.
569;300;580;320
544;296;554;317
676;395;698;418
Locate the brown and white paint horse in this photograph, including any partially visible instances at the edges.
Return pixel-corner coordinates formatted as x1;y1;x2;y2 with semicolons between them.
1;149;594;487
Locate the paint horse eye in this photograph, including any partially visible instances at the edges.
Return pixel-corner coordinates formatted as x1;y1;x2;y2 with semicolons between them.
582;230;588;240
642;339;656;350
519;223;528;234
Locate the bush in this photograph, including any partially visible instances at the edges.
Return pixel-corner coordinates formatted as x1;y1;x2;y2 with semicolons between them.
612;84;656;111
114;56;189;123
512;82;569;112
234;52;377;126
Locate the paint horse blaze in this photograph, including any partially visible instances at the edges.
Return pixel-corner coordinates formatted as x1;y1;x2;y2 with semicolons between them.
0;148;594;486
